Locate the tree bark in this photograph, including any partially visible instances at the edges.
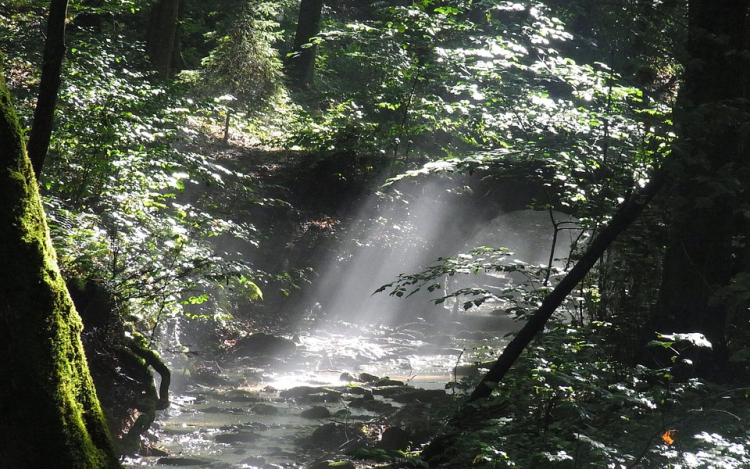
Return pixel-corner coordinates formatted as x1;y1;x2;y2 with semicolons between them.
652;0;750;359
288;0;324;89
0;61;120;468
27;0;68;177
146;0;181;79
470;171;665;401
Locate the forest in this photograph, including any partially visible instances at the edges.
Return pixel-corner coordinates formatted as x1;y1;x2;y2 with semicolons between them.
1;0;750;467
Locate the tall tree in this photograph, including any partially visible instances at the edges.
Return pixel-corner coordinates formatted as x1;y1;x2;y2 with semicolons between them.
146;0;181;78
288;0;324;89
27;0;68;177
0;60;120;468
652;0;750;366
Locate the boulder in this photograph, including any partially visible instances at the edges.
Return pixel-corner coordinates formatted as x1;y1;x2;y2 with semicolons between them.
232;333;297;358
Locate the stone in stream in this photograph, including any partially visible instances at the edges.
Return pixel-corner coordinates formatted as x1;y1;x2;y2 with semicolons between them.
156;457;213;466
347;397;394;413
239;455;267;466
309;460;356;469
376;426;412;451
358;372;380;383
214;430;262;443
301;406;332;419
219;388;261;402
200;405;247;414
305;422;365;449
250;403;279;415
280;385;342;403
388;388;450;404
231;332;297;358
374;377;405;386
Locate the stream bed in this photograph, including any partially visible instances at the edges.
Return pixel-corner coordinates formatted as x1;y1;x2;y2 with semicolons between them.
123;313;516;468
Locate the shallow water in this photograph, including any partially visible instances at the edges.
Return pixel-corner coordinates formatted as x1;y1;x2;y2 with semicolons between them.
124;313;516;468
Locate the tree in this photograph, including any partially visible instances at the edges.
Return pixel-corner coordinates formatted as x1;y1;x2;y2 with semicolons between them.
0;59;120;468
651;0;750;368
288;0;324;89
146;0;181;78
26;0;68;176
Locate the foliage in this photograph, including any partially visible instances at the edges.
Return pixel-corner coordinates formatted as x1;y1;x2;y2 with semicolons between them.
36;34;265;339
432;324;750;468
377;246;573;319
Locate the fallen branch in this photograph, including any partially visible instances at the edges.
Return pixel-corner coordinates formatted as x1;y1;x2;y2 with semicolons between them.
469;170;666;401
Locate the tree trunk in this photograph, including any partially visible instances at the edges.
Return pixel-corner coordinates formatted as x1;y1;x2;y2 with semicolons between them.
652;0;750;362
0;62;120;469
27;0;68;177
288;0;324;89
470;171;665;401
146;0;181;79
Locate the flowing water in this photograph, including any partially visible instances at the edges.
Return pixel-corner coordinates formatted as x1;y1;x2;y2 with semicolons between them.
124;194;579;467
124;311;517;468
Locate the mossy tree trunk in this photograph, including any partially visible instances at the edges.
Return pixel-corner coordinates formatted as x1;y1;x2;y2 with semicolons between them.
0;61;120;468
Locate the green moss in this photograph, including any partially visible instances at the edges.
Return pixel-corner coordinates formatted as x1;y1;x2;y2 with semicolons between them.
0;60;120;467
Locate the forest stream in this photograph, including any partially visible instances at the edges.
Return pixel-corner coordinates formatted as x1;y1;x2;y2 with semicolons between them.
123;311;516;469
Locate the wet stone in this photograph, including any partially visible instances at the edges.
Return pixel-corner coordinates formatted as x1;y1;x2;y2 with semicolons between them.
280;385;342;403
390;388;449;403
376;426;412;451
348;398;394;413
232;333;297;358
300;406;332;419
307;423;350;448
309;460;356;469
239;455;267;466
375;378;405;386
358;372;380;383
219;388;260;402
156;457;212;466
250;403;279;415
200;406;247;414
214;430;262;444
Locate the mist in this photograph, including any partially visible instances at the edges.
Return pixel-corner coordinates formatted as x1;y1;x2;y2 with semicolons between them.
300;174;581;327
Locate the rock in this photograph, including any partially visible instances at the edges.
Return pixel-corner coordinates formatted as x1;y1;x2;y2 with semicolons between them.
232;333;297;358
301;406;332;419
138;445;169;457
376;426;412;451
389;389;449;403
215;431;261;444
192;367;231;386
239;455;267;466
308;422;349;448
200;406;247;414
156;457;213;466
375;377;404;386
348;398;394;413
309;460;356;469
250;403;279;415
342;385;366;395
280;385;342;403
339;371;357;381
219;389;260;402
358;372;379;383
